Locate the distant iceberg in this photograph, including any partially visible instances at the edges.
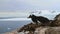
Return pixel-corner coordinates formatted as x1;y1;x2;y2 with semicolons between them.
0;18;31;21
8;28;11;30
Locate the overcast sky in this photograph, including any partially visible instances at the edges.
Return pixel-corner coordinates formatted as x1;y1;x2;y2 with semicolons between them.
0;0;60;11
0;0;60;18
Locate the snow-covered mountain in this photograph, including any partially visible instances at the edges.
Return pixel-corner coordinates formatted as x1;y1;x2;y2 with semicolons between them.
30;10;60;15
29;10;60;20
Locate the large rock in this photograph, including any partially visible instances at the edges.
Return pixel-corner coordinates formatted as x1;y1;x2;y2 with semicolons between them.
54;14;60;21
45;27;60;34
35;27;60;34
3;27;60;34
50;14;60;26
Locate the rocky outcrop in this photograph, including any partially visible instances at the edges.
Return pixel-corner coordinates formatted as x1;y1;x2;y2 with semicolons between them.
45;27;60;34
35;27;60;34
3;27;60;34
17;14;60;34
3;14;60;34
50;14;60;26
17;23;40;34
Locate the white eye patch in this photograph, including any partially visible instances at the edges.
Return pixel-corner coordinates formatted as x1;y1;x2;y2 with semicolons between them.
37;20;41;23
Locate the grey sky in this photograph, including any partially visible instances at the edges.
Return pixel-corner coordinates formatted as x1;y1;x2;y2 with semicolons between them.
0;0;60;18
0;0;60;10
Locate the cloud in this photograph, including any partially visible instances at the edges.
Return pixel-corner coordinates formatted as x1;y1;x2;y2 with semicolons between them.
0;10;30;17
0;0;60;10
16;0;60;10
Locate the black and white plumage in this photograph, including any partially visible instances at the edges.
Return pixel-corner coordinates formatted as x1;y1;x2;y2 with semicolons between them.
28;14;50;25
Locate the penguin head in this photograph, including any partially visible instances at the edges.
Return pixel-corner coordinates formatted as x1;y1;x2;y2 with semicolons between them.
28;14;35;18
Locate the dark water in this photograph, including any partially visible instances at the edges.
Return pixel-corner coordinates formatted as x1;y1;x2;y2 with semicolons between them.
0;21;31;33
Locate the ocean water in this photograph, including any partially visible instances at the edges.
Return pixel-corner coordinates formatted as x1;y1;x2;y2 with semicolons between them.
0;20;31;33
